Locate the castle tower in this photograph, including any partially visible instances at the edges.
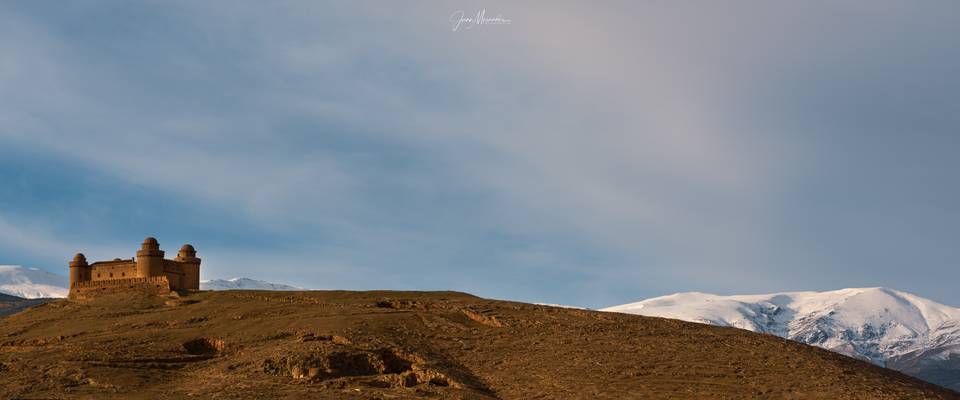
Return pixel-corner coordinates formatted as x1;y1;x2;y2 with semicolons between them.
68;253;89;287
135;237;165;278
175;244;202;290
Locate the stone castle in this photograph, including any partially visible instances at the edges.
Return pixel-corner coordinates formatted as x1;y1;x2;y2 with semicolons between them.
68;237;201;299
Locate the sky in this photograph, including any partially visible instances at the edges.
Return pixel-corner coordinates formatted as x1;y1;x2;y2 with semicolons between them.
1;1;959;309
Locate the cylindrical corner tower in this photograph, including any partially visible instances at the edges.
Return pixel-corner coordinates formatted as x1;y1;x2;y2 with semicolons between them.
68;253;89;287
135;237;165;278
175;244;201;290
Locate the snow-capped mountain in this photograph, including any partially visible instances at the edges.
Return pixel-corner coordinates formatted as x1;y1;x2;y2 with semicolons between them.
601;287;960;390
0;265;69;299
200;277;302;291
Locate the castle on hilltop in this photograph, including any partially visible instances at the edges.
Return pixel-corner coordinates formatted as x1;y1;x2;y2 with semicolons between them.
68;237;201;300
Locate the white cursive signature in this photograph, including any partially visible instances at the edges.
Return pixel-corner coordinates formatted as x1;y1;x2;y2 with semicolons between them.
449;9;512;32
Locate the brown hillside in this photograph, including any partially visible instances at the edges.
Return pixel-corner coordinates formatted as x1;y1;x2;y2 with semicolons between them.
0;293;51;317
1;290;957;399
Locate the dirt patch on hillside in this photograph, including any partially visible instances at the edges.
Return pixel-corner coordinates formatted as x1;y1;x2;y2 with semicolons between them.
182;337;226;355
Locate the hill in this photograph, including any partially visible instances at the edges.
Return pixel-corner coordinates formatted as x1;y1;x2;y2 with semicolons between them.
601;287;960;391
0;292;52;317
1;290;957;399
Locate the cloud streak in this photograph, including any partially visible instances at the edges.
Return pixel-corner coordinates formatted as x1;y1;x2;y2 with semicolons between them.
1;1;959;307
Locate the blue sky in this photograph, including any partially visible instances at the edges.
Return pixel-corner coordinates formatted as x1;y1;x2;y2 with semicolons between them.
1;1;959;308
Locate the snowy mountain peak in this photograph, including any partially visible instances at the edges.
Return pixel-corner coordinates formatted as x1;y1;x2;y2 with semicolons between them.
200;277;302;291
601;287;960;390
0;265;69;299
605;287;960;336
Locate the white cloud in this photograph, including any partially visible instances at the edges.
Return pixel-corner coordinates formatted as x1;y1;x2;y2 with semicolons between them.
3;2;959;307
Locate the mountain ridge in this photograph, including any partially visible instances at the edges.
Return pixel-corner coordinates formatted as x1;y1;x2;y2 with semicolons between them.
200;277;302;291
0;292;54;317
601;287;960;390
0;265;69;299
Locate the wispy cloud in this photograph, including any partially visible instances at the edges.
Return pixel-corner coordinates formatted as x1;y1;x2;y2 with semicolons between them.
1;2;959;307
0;213;130;265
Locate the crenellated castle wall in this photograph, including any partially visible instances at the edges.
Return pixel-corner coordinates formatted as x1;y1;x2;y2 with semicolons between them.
69;276;171;300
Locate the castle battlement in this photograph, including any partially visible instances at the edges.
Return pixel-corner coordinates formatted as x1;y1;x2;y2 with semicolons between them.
68;237;201;300
71;275;171;289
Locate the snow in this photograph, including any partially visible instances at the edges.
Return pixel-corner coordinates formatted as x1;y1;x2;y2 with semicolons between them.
0;265;69;299
534;303;590;310
601;287;960;365
200;277;302;291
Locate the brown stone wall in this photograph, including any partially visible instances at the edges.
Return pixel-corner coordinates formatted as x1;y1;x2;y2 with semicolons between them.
136;245;165;278
69;276;171;300
162;260;199;290
69;266;83;288
165;270;183;290
180;263;200;290
89;262;137;281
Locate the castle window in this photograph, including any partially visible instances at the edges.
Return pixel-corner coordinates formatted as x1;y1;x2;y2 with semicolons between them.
97;273;101;278
122;272;125;277
110;273;114;278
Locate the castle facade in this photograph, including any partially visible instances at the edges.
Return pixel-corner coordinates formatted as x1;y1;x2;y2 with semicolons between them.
68;237;201;299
